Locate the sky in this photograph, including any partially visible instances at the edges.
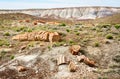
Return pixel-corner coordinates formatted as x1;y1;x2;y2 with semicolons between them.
0;0;120;9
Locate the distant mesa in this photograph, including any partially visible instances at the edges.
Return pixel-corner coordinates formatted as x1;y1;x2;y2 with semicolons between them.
0;6;120;20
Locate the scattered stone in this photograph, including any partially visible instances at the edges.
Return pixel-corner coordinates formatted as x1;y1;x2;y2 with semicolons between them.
77;55;85;62
9;44;14;48
33;22;37;25
40;42;46;46
69;45;81;55
83;57;96;67
25;20;30;23
77;55;96;67
68;61;77;72
57;55;68;65
17;66;26;72
104;39;112;44
20;45;27;50
0;48;12;53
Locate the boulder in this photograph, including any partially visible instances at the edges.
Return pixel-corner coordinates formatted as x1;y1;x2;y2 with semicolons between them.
69;45;81;55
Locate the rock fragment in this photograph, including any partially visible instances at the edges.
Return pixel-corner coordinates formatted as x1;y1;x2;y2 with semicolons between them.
69;45;81;55
77;55;96;67
68;61;77;72
57;55;68;65
17;66;26;72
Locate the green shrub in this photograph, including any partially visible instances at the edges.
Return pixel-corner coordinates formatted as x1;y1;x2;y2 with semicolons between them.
48;45;52;50
4;32;10;36
106;34;113;39
114;24;120;29
66;29;70;32
27;29;32;32
59;23;66;26
13;27;28;32
91;27;96;30
94;42;99;47
76;32;80;35
0;39;10;46
27;42;35;47
10;55;15;59
0;50;7;56
69;40;74;44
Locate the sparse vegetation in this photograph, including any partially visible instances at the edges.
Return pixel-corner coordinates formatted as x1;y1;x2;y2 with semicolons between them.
94;42;100;47
0;50;7;57
106;34;113;39
0;10;120;79
4;32;10;36
66;29;70;32
59;23;66;26
0;39;10;46
48;45;52;50
27;41;35;47
114;24;120;29
76;32;80;35
10;55;15;60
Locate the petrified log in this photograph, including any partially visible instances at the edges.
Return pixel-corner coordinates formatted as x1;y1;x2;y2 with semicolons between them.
57;55;68;65
12;31;60;42
68;61;77;72
77;55;96;67
83;57;96;67
69;45;81;55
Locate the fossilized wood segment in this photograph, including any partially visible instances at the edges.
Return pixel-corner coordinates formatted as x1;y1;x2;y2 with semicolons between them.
12;31;60;42
68;61;77;72
57;55;68;65
69;45;81;55
77;55;96;67
83;57;96;67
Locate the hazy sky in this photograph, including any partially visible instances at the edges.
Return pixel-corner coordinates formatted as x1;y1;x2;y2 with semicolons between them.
0;0;120;9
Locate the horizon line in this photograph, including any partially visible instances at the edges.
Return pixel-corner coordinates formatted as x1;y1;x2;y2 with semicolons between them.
0;6;120;10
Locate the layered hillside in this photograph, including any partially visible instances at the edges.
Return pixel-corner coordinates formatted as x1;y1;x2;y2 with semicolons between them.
0;7;120;20
94;13;120;24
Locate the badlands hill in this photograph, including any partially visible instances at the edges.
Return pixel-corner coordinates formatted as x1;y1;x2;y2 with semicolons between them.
0;7;120;20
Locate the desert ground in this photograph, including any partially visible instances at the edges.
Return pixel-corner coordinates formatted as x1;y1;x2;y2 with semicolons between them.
0;13;120;79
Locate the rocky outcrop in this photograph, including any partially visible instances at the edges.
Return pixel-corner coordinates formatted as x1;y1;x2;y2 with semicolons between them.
0;7;120;20
12;31;60;43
